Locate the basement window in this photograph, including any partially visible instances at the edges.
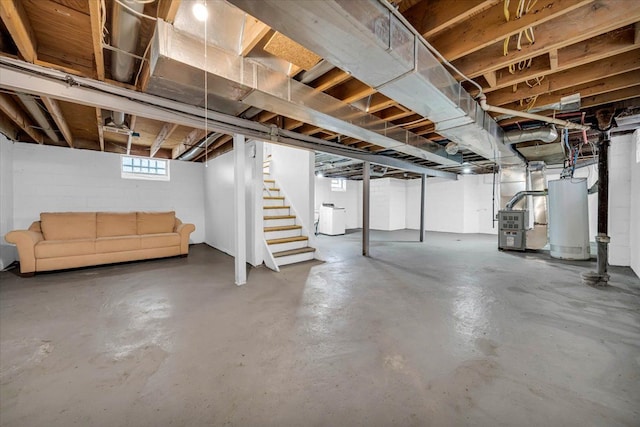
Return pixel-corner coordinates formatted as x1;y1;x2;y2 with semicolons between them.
331;178;347;192
121;155;170;181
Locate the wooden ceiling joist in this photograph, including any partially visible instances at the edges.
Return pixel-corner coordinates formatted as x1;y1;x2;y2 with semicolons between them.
502;72;640;112
41;97;73;148
430;0;591;62
0;0;37;63
150;123;179;157
405;0;499;39
157;0;181;24
95;108;105;151
240;17;270;56
487;49;640;106
173;128;206;159
87;0;105;81
0;94;43;143
326;78;376;104
453;2;640;78
310;68;351;92
472;25;639;94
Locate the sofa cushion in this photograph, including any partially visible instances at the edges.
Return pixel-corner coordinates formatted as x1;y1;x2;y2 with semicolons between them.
137;211;175;235
96;236;141;253
35;239;96;259
140;233;180;249
97;212;137;237
40;212;97;241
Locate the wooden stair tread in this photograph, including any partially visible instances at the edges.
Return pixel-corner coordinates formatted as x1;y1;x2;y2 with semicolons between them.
266;188;279;191
264;215;296;220
273;247;316;258
263;196;284;200
264;225;302;232
264;205;290;210
264;179;275;183
267;236;308;245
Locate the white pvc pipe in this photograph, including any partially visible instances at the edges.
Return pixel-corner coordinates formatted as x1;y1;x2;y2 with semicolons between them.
478;95;590;131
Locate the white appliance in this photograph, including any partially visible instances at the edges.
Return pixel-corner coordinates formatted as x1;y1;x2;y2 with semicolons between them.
319;204;346;235
548;178;590;260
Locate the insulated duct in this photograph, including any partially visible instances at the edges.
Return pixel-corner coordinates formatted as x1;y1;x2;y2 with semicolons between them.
227;0;525;166
146;17;461;166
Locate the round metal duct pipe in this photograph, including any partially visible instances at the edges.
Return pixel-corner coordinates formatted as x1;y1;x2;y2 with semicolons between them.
111;0;144;83
504;126;559;145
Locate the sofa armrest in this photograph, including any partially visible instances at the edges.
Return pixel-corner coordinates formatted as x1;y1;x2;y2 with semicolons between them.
5;227;44;274
176;222;195;255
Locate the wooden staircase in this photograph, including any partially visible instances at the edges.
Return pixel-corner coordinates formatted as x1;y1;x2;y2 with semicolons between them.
263;159;316;267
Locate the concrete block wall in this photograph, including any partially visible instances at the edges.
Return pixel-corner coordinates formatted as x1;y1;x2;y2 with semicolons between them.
609;133;634;267
630;129;640;277
10;142;206;243
0;135;15;268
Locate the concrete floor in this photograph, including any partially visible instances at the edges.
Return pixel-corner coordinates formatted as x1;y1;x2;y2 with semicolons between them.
1;231;639;426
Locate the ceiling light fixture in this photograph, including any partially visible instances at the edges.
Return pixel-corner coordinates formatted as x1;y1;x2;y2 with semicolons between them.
462;167;471;174
192;2;208;22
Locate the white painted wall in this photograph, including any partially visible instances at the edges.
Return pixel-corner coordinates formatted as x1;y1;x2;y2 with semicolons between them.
314;176;361;229
463;174;499;234
630;129;640;277
388;178;407;230
11;143;205;242
0;135;15;269
204;140;262;266
423;177;465;233
269;144;315;239
608;133;633;266
405;179;423;230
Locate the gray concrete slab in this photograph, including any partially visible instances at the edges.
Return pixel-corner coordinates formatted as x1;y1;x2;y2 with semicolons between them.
1;231;639;426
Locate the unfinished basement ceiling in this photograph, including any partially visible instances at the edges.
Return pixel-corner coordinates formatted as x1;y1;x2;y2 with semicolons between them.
0;0;638;175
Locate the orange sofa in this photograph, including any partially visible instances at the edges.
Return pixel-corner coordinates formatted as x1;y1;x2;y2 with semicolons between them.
5;211;195;276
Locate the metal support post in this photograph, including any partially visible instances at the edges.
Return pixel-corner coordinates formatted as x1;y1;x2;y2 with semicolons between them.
234;133;247;286
420;174;426;242
363;161;370;256
582;130;610;287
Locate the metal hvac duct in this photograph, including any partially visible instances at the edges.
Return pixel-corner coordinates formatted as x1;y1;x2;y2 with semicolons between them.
504;126;558;145
227;0;525;166
111;0;144;82
177;132;223;161
146;18;461;166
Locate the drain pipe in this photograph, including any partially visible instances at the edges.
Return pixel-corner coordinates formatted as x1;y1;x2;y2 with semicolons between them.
478;95;590;131
16;94;60;142
505;190;547;210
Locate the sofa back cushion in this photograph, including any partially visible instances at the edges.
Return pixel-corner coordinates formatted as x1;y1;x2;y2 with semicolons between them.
137;211;175;235
97;212;137;237
40;212;97;241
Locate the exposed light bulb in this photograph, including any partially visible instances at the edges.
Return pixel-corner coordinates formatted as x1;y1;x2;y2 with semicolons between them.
462;167;471;174
192;3;208;22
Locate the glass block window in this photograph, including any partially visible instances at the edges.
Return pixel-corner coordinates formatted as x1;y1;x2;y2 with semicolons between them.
121;156;170;181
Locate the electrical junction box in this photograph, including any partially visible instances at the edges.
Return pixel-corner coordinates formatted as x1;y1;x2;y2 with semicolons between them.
498;210;528;251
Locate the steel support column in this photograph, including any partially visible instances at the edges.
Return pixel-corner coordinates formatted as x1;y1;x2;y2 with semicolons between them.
234;133;247;286
363;161;370;256
420;174;426;242
582;130;611;287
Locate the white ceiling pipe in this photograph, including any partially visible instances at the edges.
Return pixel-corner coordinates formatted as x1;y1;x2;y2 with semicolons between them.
478;95;590;131
16;94;59;142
